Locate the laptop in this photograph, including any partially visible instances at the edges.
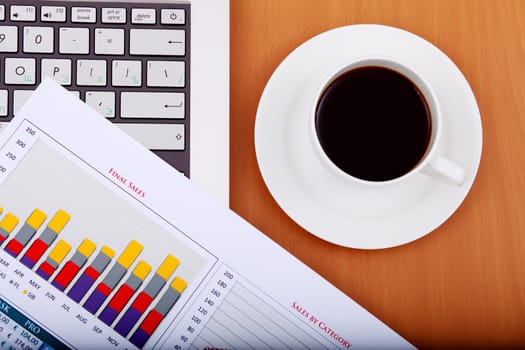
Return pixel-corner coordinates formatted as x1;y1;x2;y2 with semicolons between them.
0;0;230;205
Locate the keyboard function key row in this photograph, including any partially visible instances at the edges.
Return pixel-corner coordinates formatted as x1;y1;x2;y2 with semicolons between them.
0;6;185;25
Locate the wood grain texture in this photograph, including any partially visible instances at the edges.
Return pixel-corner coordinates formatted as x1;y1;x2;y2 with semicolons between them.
230;0;525;348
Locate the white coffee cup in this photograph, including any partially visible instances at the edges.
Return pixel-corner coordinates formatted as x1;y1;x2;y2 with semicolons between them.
309;56;466;186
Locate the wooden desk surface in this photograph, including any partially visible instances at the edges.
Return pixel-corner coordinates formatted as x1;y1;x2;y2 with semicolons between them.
230;0;525;348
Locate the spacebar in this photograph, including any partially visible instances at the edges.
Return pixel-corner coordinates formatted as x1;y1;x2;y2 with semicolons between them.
116;123;185;150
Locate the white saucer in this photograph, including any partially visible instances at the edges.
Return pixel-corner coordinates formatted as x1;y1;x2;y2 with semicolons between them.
254;24;482;249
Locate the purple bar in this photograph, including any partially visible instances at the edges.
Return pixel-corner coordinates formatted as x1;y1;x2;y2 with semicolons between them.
20;255;37;269
68;274;96;303
5;247;18;258
129;329;149;348
83;289;107;314
99;307;118;326
51;280;67;292
115;307;142;337
36;268;51;280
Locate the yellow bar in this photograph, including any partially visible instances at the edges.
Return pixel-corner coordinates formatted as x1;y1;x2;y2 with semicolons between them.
0;213;19;233
0;207;3;214
157;255;180;280
101;245;116;259
49;240;71;264
78;239;97;258
117;240;143;269
171;277;187;293
48;209;71;233
26;209;47;230
133;260;152;281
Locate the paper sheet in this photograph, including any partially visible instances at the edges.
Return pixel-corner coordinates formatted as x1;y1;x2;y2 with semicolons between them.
0;79;414;349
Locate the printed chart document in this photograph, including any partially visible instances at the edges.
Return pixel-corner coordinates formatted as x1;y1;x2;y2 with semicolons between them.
0;80;414;349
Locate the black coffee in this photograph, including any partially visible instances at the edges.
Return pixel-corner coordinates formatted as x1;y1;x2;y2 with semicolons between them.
315;66;432;182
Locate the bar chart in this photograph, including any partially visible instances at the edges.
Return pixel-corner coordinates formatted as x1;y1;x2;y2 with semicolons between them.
0;122;216;349
0;206;194;348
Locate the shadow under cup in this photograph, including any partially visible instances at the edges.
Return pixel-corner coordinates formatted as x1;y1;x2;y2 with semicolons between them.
314;65;433;182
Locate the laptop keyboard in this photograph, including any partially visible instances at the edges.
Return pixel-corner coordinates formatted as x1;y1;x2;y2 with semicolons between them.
0;0;191;176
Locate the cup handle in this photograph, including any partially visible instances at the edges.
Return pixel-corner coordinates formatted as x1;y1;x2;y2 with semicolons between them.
423;156;466;185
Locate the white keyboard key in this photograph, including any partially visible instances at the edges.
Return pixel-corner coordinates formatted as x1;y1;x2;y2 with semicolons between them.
147;61;185;87
72;7;96;23
95;28;124;55
117;123;185;150
161;9;185;25
86;91;115;118
112;60;141;86
0;26;18;52
102;8;126;24
10;5;36;22
41;59;72;85
131;9;156;24
5;58;36;85
121;92;184;119
130;29;185;56
0;6;5;21
23;26;54;53
13;90;33;114
60;27;89;54
77;60;107;86
41;6;66;22
0;90;7;116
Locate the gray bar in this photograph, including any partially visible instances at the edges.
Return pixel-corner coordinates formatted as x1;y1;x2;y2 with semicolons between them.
91;251;112;273
12;224;36;246
125;273;143;291
39;227;58;245
0;228;9;240
143;274;166;298
71;251;89;267
101;263;126;289
154;287;181;316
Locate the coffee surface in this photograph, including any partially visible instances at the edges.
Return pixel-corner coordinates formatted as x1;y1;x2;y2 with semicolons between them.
315;66;432;181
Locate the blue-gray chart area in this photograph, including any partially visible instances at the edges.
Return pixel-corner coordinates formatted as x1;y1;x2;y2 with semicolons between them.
0;296;68;350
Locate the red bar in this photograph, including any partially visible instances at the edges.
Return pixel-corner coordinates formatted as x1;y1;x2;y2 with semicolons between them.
108;284;134;312
0;236;5;244
23;239;49;263
39;261;56;276
132;292;153;313
97;283;112;297
85;266;100;280
53;261;81;288
5;239;24;256
139;310;163;334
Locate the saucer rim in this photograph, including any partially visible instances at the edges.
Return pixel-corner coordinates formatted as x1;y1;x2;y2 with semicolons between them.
254;24;483;249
